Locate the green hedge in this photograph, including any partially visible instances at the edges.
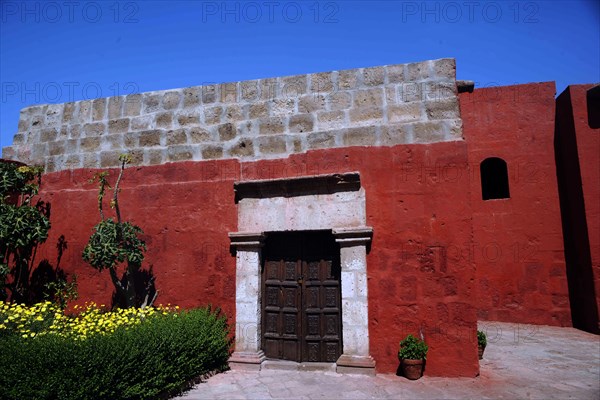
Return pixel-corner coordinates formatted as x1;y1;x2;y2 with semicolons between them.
0;307;231;400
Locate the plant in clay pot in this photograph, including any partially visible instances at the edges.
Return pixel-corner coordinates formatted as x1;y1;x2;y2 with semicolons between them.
398;334;429;380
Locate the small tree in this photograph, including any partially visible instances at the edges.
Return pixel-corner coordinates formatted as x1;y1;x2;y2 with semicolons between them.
82;154;155;308
0;161;51;303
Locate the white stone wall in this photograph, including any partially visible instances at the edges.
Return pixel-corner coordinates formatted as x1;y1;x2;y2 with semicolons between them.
3;59;463;172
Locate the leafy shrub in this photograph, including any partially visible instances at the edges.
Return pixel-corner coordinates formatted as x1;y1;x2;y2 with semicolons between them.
0;306;231;399
398;334;429;360
477;330;487;347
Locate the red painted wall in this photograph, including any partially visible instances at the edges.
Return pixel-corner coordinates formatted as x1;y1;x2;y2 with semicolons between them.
555;84;600;333
459;82;572;326
31;142;479;377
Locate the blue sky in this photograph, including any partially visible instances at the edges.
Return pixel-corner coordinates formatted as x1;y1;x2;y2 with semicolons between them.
1;0;598;148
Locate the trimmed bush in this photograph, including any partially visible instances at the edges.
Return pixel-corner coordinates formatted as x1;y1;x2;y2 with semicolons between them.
0;307;231;400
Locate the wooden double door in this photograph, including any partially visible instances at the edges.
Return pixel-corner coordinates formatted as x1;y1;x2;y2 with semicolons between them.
262;231;342;363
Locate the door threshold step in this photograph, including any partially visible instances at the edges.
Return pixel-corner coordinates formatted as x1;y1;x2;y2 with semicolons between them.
262;360;337;372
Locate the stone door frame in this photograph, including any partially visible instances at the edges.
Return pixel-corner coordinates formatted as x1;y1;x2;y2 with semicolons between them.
228;172;375;374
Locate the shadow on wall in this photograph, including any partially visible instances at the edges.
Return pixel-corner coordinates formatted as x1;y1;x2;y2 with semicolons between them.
554;87;599;334
110;266;157;309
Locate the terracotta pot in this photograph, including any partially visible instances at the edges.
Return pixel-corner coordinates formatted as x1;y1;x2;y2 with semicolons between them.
478;344;486;360
400;359;424;380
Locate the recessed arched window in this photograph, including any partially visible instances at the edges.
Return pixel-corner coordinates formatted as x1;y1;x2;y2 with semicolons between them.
480;157;510;200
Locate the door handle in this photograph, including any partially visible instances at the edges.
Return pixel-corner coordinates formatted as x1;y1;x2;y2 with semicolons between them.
297;275;304;285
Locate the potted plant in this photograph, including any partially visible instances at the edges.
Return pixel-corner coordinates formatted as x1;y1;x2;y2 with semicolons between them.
398;334;429;380
477;330;487;360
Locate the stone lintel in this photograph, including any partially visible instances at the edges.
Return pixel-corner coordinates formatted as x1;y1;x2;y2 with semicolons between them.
336;354;376;376
333;226;373;246
229;232;265;249
234;172;361;203
229;351;266;371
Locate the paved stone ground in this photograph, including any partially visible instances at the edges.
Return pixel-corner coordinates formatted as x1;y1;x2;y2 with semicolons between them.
176;322;600;399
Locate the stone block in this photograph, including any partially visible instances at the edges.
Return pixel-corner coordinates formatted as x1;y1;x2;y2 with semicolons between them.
388;103;422;123
188;127;212;143
12;133;25;145
17;118;30;132
31;143;48;161
183;87;201;107
166;129;188;145
343;126;377;146
349;107;383;124
249;103;269;119
155;112;173;128
63;102;76;123
258;136;287;155
108;118;130;134
225;105;245;122
317;110;345;130
310;71;334;93
168;145;195;161
30;115;44;129
220;82;238;103
82;153;98;168
362;66;384;86
307;131;336;150
204;106;222;125
260;78;278;100
131;115;153;131
448;119;463;139
162;91;181;110
145;149;165;165
92;98;106;121
65;139;79;154
380;124;412;145
83;122;106;136
228;138;255;158
65;154;81;170
100;151;121;168
176;112;200;126
77;100;93;123
1;146;15;160
240;80;259;101
80;137;101;152
338;69;358;90
289;114;314;133
102;134;123;150
202;84;218;104
298;94;326;113
413;121;447;143
138;130;162;147
329;91;352;110
271;98;295;116
48;141;65;156
124;132;139;148
259;117;285;135
108;96;124;119
425;99;460;120
69;124;82;139
432;58;456;80
143;93;161;113
40;128;58;142
45;104;63;125
386;64;405;83
424;81;456;101
406;60;431;81
281;75;307;97
124;94;142;116
218;123;236;141
353;88;384;107
202;144;223;160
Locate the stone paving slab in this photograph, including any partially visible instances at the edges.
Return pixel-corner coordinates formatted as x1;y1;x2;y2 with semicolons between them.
175;322;600;399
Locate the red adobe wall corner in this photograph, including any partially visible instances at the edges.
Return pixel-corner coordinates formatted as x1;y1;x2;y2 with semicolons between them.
459;82;572;326
555;84;600;334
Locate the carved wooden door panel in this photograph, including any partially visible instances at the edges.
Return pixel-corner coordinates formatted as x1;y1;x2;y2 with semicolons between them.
262;231;341;363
